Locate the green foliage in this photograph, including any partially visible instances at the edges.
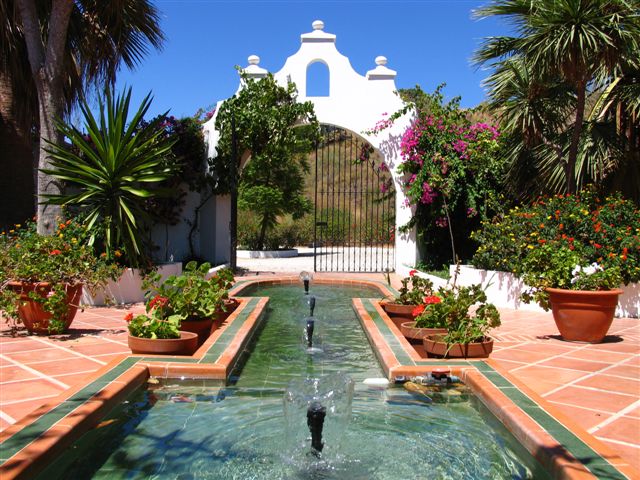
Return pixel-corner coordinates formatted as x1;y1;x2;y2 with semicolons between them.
0;220;121;333
126;310;181;339
474;0;640;197
142;261;227;322
41;87;177;267
391;85;508;266
215;71;319;250
414;284;501;344
472;188;640;284
144;115;209;225
237;210;310;250
520;244;623;310
391;271;435;305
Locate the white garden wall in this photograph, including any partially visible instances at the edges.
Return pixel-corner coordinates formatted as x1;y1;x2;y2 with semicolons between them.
452;265;638;318
81;262;183;306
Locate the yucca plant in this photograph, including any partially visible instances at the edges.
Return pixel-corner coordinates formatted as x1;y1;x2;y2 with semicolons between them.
42;88;177;267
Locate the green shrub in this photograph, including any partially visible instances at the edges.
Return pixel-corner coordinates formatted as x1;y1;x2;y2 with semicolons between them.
471;188;640;283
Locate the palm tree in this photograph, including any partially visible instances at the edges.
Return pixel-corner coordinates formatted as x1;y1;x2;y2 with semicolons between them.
474;0;640;194
0;0;164;233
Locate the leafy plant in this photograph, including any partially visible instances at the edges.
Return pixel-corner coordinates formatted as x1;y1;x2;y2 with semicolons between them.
520;244;623;310
142;261;227;322
415;283;501;345
471;188;640;284
0;220;120;333
215;71;319;250
41;87;177;267
390;270;435;306
125;310;180;339
366;84;508;266
474;0;640;197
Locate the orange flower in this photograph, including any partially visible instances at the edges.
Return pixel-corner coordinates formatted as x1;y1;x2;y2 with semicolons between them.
412;304;426;317
49;249;62;255
124;312;134;322
423;295;441;304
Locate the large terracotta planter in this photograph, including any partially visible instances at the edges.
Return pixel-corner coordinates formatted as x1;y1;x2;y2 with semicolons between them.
423;335;494;358
7;281;83;335
546;288;623;343
179;318;214;344
400;321;447;343
127;331;198;355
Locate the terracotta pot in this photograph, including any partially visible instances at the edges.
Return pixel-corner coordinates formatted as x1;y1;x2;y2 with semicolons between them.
7;281;83;335
381;302;417;318
400;321;447;343
127;331;198;355
179;318;214;344
423;335;494;358
546;288;623;343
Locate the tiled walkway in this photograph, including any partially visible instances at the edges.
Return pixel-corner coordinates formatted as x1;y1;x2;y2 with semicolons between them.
0;272;638;473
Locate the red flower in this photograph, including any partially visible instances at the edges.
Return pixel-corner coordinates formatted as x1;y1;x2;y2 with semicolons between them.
594;243;602;249
149;295;169;310
124;312;134;323
409;269;417;277
412;304;426;317
49;249;62;255
423;295;441;305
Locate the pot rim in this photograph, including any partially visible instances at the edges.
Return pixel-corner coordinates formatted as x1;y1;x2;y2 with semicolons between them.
545;287;624;295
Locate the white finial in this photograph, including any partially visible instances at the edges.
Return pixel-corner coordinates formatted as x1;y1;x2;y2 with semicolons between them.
375;56;388;66
312;20;324;30
248;55;260;65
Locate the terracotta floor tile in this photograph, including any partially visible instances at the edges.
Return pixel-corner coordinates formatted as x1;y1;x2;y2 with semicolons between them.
573;374;640;396
5;348;79;364
597;440;639;470
564;349;632;363
65;342;129;356
0;339;50;354
550;403;612;431
488;348;552;363
0;366;39;383
29;357;104;376
545;385;638;413
592;416;640;442
511;365;590;384
538;356;612;373
588;342;640;354
0;378;65;403
598;362;640;380
624;405;640;419
1;397;56;423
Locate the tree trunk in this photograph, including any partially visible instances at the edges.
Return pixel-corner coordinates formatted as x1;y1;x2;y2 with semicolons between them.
0;71;36;229
257;214;269;251
566;77;587;194
16;0;73;235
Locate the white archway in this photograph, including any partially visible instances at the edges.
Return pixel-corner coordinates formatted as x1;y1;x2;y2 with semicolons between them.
203;20;416;272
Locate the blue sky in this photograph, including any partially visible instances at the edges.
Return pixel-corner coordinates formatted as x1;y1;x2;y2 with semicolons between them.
114;1;509;120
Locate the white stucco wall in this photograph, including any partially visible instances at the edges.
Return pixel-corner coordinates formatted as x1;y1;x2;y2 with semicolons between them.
202;20;417;271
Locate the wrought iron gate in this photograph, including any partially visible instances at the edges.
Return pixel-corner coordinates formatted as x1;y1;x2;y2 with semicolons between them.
314;125;395;272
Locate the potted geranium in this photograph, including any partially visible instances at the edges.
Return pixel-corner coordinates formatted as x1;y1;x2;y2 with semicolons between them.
382;270;435;327
400;295;448;343
521;244;623;343
0;220;119;334
125;308;198;355
142;261;229;344
207;267;238;325
422;283;501;358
